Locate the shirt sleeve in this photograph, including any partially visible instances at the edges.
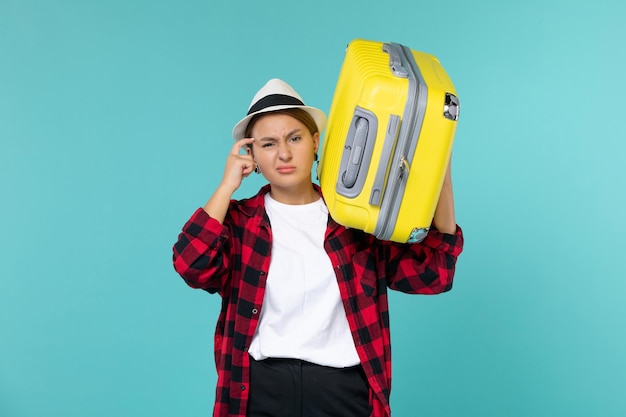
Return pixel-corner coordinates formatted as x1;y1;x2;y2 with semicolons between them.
384;224;464;294
172;208;231;293
420;224;464;257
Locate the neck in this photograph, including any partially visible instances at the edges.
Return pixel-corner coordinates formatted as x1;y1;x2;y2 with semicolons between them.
269;182;319;205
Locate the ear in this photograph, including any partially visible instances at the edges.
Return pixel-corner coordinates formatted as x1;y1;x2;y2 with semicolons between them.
313;132;320;153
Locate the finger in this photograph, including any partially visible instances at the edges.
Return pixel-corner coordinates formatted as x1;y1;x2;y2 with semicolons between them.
231;137;255;155
240;157;256;178
242;162;254;176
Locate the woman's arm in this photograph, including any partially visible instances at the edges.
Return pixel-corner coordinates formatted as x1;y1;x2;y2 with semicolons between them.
172;138;255;292
431;156;456;234
173;209;232;293
203;137;256;223
383;156;462;294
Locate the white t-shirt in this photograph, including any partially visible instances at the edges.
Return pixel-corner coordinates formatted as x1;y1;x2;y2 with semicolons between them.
248;194;360;367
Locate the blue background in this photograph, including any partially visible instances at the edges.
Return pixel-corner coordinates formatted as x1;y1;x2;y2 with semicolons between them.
1;0;625;416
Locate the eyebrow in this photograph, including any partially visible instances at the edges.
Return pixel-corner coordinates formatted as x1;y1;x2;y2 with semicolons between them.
258;128;302;142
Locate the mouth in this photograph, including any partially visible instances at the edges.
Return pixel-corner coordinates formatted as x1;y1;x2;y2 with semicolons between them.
276;166;296;174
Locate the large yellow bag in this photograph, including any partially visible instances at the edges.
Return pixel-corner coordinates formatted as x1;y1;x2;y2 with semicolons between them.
318;39;460;243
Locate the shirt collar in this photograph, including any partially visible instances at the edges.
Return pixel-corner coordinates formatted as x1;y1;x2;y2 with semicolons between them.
235;183;345;230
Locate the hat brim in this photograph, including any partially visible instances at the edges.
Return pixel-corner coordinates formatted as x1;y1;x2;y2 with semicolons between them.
232;105;327;140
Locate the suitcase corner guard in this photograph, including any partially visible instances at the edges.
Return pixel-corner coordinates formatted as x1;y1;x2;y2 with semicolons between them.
408;227;429;243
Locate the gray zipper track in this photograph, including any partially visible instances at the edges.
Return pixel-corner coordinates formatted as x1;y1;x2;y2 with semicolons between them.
373;43;428;241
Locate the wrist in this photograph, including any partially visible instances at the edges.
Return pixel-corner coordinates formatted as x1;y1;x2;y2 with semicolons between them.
216;182;237;197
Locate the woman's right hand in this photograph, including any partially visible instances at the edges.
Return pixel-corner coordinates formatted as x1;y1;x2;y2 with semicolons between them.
220;137;256;193
202;138;256;223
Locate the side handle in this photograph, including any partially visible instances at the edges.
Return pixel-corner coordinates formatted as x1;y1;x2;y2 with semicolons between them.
335;107;378;199
341;117;368;188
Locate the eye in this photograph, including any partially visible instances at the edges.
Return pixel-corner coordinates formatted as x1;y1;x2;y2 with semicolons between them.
289;135;302;143
261;142;275;148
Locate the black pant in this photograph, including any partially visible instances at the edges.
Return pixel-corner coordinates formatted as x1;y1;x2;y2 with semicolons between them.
247;357;371;417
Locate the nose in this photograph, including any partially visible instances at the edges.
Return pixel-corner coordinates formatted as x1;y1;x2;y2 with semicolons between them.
277;142;292;160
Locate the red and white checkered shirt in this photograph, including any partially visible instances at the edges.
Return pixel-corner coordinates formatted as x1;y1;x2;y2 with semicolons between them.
172;184;463;417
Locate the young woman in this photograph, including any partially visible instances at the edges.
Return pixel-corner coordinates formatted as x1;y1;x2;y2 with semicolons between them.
172;79;463;417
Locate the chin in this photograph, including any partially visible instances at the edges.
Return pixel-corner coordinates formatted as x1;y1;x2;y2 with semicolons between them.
270;176;310;188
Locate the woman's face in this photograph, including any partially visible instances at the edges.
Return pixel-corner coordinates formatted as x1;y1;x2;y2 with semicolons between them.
249;113;319;196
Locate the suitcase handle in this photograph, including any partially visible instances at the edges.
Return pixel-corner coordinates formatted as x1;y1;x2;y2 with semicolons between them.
336;107;378;199
383;43;409;78
341;117;368;188
337;110;402;206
